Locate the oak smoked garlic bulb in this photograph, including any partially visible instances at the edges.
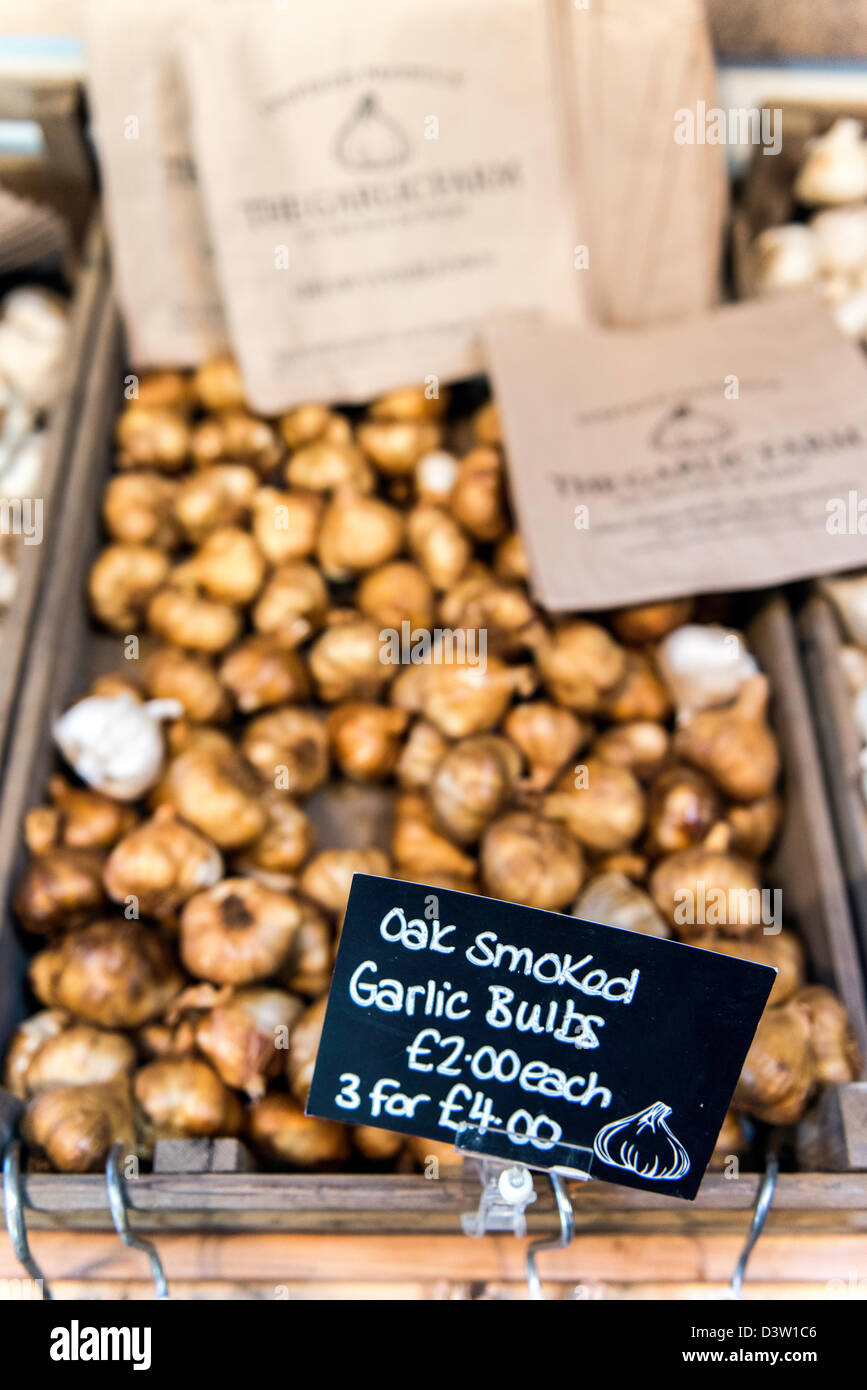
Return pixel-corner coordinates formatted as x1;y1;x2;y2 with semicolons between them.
23;1079;137;1172
180;879;304;984
30;920;183;1029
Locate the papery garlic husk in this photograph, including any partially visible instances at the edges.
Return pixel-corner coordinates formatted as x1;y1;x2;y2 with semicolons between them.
593;1101;689;1181
328;702;409;781
137;1017;198;1061
354;1125;406;1161
252;486;323;564
23;1023;136;1095
357;419;441;476
370;385;449;422
357;560;435;631
674;675;780;801
416;449;460;502
734;999;815;1125
299;848;391;926
691;928;804;1005
793;984;862;1083
134;1057;243;1137
544;758;646;853
649;845;763;936
726;794;782;858
103;806;223;919
493;530;530;583
180;878;305;984
393;791;477;880
395;718;451;790
44;778;136;850
656;624;758;712
142;647;231;724
252;562;329;647
193;356;245;412
317;489;404;579
708;1109;747;1170
102;471;180;548
811;204;867;273
645;764;721;855
593;721;670;782
191;410;281;473
574;872;669;939
406;502;472;590
276;898;333;996
795;118;867;205
752;224;819;294
242;706;330;796
23;1078;137;1173
115;404;190;471
286;995;327;1102
248;1093;349;1167
53;693;180;801
286;438;374;494
173;464;258;543
391;656;534;738
600;650;672;723
196;987;305;1098
278;402;333;450
187;526;266;605
88;543;170;631
448;446;507;541
430;735;521;842
502;701;589;791
30;919;183;1028
533;621;626;713
219;636;311;713
310;618;394;702
439;570;538;653
236;790;315;875
820;573;867;646
4;1009;69;1098
405;1134;464;1170
153;746;266;848
13;847;105;934
136;370;193;411
147;584;242;653
481;811;584;910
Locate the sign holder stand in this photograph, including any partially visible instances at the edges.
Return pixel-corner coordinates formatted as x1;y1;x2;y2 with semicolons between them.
728;1153;779;1299
453;1122;591;1299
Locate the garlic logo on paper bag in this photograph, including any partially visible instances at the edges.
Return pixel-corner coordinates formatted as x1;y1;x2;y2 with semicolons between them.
333;93;411;171
650;401;732;452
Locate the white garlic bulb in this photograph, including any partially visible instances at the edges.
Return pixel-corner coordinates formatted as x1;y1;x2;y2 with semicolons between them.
53;693;182;800
811;204;867;274
0;429;45;501
821;574;867;645
574;872;669;939
594;1101;690;1181
0;289;68;412
752;224;817;295
833;287;867;340
656;624;758;714
416;450;459;501
795;119;867;206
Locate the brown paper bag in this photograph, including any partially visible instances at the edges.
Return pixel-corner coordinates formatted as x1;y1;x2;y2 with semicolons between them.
84;0;228;366
179;0;583;413
553;0;726;327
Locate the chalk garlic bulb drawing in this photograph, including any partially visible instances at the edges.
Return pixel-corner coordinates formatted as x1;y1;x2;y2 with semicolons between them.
593;1101;690;1181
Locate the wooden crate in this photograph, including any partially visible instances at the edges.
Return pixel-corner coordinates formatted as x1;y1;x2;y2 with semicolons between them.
1;295;866;1259
0;218;106;779
801;594;867;972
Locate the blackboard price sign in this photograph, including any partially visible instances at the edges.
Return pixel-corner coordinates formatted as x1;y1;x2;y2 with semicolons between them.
307;875;775;1199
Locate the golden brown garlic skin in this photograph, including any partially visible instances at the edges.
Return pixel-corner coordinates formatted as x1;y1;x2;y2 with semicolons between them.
14;847;106;934
195;987;304;1098
29;919;183;1028
154;746;266;849
23;1078;137;1173
481;811;584;910
89;543;170;632
247;1093;349;1167
103;806;223;920
242;707;330;796
430;735;521;843
328;703;409;782
135;1058;242;1137
180;878;304;985
645;765;720;855
544;758;646;854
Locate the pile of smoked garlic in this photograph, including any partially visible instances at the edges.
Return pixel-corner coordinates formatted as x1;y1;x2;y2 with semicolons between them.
4;361;860;1174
